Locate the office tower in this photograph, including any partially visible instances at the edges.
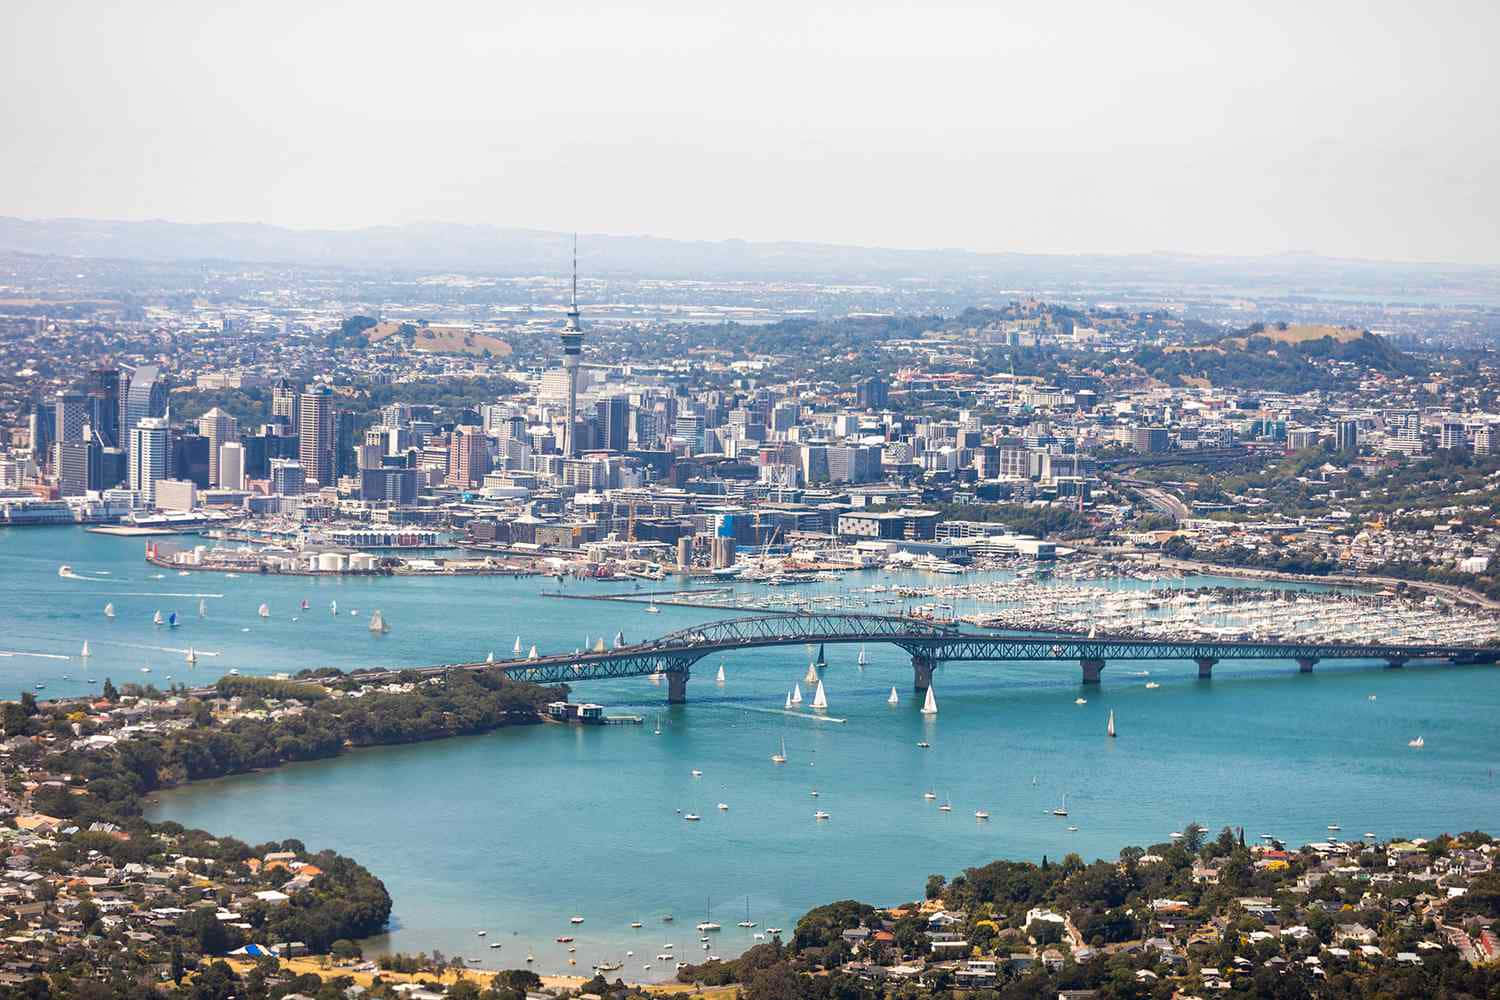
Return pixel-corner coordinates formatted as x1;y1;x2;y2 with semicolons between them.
335;409;357;478
559;237;584;457
29;401;54;469
128;416;170;506
855;376;889;410
54;390;87;447
1476;423;1496;456
171;432;211;488
218;442;245;490
198;407;239;486
272;377;301;433
448;425;487;487
270;458;305;496
122;365;168;454
596;395;629;453
1335;418;1360;453
297;386;334;486
1441;421;1467;451
87;367;121;447
57;438;101;496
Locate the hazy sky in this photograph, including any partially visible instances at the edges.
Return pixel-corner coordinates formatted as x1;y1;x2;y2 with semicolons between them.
5;0;1498;263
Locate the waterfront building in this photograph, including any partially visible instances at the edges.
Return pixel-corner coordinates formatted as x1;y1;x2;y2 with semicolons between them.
128;416;169;506
154;478;197;512
56;437;101;496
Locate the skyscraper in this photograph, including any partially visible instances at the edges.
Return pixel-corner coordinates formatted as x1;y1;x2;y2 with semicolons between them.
448;425;488;488
87;367;121;447
1335;418;1360;454
198;407;238;486
596;395;630;453
122;365;168;455
298;386;334;486
128;416;170;506
219;442;246;490
272;377;301;433
559;237;584;458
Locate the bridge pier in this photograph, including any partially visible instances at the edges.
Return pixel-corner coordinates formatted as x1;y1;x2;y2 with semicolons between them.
1385;657;1407;670
1196;657;1218;680
912;655;935;693
1080;658;1105;684
666;671;688;704
1297;657;1318;674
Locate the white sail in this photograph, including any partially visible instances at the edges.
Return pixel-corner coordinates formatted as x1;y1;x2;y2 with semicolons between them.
198;598;207;617
153;610;163;625
513;636;522;654
527;644;538;660
258;603;270;618
887;686;899;705
81;641;90;657
920;685;938;715
784;692;792;709
485;651;495;663
715;664;726;685
810;680;828;711
857;645;867;667
790;682;803;705
186;647;197;665
330;600;338;615
594;638;607;653
1107;710;1116;738
369;610;388;633
803;662;819;685
614;630;625;648
104;602;114;618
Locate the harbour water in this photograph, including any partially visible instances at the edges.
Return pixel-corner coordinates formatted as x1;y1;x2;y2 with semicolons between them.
5;526;1499;976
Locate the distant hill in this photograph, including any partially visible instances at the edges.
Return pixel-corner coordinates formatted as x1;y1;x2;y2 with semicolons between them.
1138;322;1422;391
2;217;1498;301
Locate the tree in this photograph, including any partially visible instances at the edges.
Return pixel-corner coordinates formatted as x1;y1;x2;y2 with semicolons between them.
181;907;229;955
925;874;946;900
20;691;37;715
102;678;119;702
330;938;361;960
170;940;184;984
1181;822;1206;853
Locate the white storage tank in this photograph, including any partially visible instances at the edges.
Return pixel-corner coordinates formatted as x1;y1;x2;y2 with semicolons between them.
317;551;347;573
348;552;377;571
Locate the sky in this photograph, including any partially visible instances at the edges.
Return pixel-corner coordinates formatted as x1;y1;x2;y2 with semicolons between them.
4;0;1498;264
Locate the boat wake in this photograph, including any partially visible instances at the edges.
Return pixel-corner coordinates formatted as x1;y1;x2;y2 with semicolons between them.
57;567;100;582
102;592;226;598
735;705;847;724
0;649;71;661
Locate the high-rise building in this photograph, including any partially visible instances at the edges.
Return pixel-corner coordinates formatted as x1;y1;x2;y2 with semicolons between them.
335;409;357;478
559;237;584;458
87;368;121;447
856;376;889;410
448;425;488;488
596;395;630;453
1335;418;1360;453
1441;421;1467;451
57;438;101;496
128;416;170;506
298;386;334;486
272;377;301;433
53;390;88;448
1476;423;1496;456
270;458;305;496
218;442;245;490
122;366;168;455
28;402;54;470
198;407;239;486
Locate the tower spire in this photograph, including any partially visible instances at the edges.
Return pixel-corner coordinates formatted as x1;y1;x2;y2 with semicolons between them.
560;234;584;458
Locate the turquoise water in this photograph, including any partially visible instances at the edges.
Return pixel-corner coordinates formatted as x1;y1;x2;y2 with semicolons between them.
4;526;1499;977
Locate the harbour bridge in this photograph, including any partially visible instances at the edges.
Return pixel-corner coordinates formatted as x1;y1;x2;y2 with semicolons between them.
442;613;1499;702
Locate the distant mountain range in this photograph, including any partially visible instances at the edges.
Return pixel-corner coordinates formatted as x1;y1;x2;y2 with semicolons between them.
1;217;1497;298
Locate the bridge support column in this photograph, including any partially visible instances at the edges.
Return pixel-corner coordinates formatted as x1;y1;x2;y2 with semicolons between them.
1080;658;1105;685
1297;657;1318;674
1196;657;1218;680
1385;657;1407;670
666;671;689;704
912;655;935;693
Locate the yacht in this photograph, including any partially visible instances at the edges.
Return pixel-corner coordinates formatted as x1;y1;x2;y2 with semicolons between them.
938;795;952;813
916;741;930;748
920;685;938;715
690;769;703;777
974;810;990;820
857;645;867;667
1052;794;1068;817
1327;824;1341;832
717;803;728;811
258;603;270;619
1074;697;1087;705
684;813;701;822
814;810;830;821
104;603;115;619
887;687;899;705
771;737;787;765
570;915;585;924
923;790;936;800
1145;681;1160;689
630;921;643;928
645;603;661;614
1408;736;1425;748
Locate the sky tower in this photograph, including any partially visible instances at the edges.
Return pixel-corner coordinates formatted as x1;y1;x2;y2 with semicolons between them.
560;235;584;458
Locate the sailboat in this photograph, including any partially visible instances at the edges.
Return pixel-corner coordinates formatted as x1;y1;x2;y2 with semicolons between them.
771;737;786;764
485;651;494;664
645;602;660;614
654;713;662;736
594;638;606;653
258;603;270;619
527;644;539;660
80;641;90;658
368;609;389;633
738;898;756;928
614;630;625;648
1408;736;1424;748
152;610;164;626
513;636;523;655
810;679;828;711
185;647;197;665
857;645;867;667
790;683;803;706
887;686;899;705
814;644;826;667
715;663;726;686
198;598;207;617
920;685;938;715
167;612;178;628
329;600;338;615
1107;710;1116;738
103;602;115;618
938;793;952;813
803;661;819;685
783;691;792;709
1052;794;1068;817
